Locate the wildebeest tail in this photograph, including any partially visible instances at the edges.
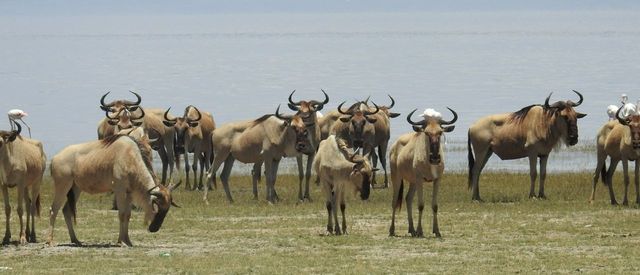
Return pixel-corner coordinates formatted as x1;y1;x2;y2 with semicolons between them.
467;131;475;190
394;181;404;210
64;187;77;224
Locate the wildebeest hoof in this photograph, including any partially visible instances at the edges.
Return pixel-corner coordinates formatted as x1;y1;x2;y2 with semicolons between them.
623;200;629;206
2;235;11;245
416;229;424;238
538;194;547;200
611;200;619;206
434;231;442;238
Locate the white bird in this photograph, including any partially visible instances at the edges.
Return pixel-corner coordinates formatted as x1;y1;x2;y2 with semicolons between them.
7;109;31;138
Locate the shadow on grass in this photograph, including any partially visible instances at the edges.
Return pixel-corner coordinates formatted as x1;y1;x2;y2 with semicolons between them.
56;242;122;248
487;195;523;203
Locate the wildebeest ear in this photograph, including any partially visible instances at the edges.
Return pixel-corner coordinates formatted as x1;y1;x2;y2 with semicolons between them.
365;117;377;124
133;121;144;127
163;120;176;127
443;125;455;132
188;121;199;128
339;117;350;123
100;105;110;111
576;112;587;118
389;112;401;118
8;132;18;142
313;104;324;111
107;119;118;126
412;126;423;132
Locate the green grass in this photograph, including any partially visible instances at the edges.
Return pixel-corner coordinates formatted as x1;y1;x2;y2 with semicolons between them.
1;172;640;274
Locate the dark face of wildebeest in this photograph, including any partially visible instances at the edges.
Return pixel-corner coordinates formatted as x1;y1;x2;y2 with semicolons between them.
338;101;380;148
544;90;586;146
106;107;145;131
616;108;640;149
148;181;181;232
162;106;202;154
287;89;329;125
407;108;458;165
275;105;315;155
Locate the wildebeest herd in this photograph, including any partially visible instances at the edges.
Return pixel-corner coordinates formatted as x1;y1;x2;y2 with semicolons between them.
3;88;638;247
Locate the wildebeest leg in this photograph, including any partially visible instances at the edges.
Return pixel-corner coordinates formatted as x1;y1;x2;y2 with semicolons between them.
528;155;538;198
204;149;229;201
296;155;305;201
635;160;640;205
271;159;282;202
622;159;630;206
251;162;262;200
115;191;133;247
332;189;341;235
538;155;548;199
191;145;202;190
158;146;169;185
405;183;417;236
28;184;39;243
2;186;11;244
219;156;236;203
62;185;81;246
198;153;207;190
378;143;389;188
432;179;441;238
165;136;176;184
16;183;27;244
415;182;425;238
340;197;347;235
590;151;607;203
389;178;403;237
470;148;492;201
304;153;314;201
606;159;620;205
24;189;32;243
371;149;379;186
184;151;192;190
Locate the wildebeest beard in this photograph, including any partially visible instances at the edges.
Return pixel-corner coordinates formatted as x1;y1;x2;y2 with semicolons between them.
148;207;168;232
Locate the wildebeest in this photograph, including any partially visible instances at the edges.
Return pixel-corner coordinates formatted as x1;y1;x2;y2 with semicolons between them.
163;105;216;190
105;106;145;133
330;100;379;153
0;123;46;244
590;108;640;205
313;135;374;235
204;106;314;203
389;108;457;238
47;134;180;247
284;89;328;201
97;92;177;185
367;95;401;187
468;91;586;201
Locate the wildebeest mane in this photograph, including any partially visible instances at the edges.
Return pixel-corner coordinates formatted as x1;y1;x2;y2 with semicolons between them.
251;114;274;126
510;104;541;123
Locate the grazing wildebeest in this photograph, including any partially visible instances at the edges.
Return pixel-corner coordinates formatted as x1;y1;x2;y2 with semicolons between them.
47;134;180;247
468;91;586;201
590;108;640;205
283;89;328;201
163;106;216;190
313;135;374;235
204;106;314;203
367;95;401;187
0;123;46;244
389;108;457;238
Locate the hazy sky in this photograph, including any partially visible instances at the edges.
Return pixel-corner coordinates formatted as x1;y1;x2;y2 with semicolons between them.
2;0;639;16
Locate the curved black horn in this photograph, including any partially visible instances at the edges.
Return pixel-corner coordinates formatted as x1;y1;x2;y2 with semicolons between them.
440;107;458;125
320;89;329;105
570;90;583;107
287;90;300;110
406;109;425;126
132;106;145;120
186;105;202;122
123;90;142;106
616;106;628;125
12;120;21;136
544;92;553;109
387;94;395;109
100;91;114;107
337;101;351;115
275;105;292;120
163;108;177;122
363;95;371;105
364;102;380;116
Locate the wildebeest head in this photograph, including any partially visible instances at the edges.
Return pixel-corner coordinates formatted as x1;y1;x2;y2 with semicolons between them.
147;181;181;232
275;105;315;155
0;122;20;149
106;106;145;131
544;90;586;146
287;89;329;123
162;106;202;154
616;108;640;149
99;90;142;114
338;101;380;147
377;94;401;119
407;107;457;165
348;150;376;200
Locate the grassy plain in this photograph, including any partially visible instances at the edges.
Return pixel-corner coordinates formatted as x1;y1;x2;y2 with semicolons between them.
1;172;640;274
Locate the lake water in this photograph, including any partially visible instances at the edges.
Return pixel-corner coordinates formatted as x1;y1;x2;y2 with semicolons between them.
1;11;639;174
